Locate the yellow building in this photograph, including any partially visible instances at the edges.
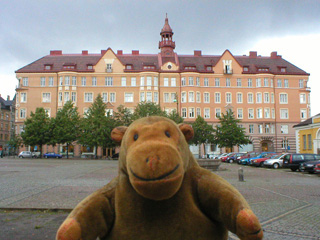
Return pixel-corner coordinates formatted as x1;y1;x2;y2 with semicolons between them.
294;114;320;154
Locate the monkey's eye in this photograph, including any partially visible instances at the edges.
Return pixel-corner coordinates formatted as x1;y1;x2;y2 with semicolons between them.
133;134;139;141
165;131;171;138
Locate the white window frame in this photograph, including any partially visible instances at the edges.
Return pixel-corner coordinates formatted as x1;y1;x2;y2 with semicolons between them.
121;77;126;86
84;93;93;102
164;78;169;87
247;93;253;103
188;91;195;102
110;93;116;103
236;78;242;87
300;109;307;119
181;92;186;103
204;78;209;86
264;108;270;118
256;78;261;87
264;92;270;103
171;78;176;87
71;92;77;102
226;92;232;103
189;108;195;118
300;93;306;104
196;92;201;103
204;92;210;103
257;108;263;119
279;93;288;104
182;108;187;118
237;108;243;119
204;108;210;119
215;92;221;103
215;108;221;118
49;77;54;86
92;77;97;86
248;78;252;87
124;93;134;103
164;93;170;103
226;78;231;87
81;77;86;86
42;93;51;103
188;77;194;86
105;77;113;86
40;77;46;87
248;108;254;119
102;93;108;103
237;93;243;103
20;93;27;103
215;78;220;87
131;77;136;86
280;109;289;119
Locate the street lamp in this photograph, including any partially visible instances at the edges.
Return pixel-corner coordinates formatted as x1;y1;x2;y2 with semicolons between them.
173;92;179;115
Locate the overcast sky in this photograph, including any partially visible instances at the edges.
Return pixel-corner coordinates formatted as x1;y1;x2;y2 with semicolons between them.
1;0;320;115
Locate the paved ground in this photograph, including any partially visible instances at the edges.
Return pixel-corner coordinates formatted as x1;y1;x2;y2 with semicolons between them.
0;158;319;240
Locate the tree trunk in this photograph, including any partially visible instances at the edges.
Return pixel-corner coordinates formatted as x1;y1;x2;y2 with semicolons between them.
40;145;43;159
66;143;69;159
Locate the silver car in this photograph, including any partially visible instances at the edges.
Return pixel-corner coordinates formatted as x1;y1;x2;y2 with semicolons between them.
18;151;33;158
263;153;289;169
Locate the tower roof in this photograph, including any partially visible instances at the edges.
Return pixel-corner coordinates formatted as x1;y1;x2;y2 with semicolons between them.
161;13;173;33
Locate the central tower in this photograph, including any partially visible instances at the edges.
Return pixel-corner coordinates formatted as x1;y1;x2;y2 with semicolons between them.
159;14;175;57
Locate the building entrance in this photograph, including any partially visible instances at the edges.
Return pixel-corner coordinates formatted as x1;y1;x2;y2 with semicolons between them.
261;140;274;152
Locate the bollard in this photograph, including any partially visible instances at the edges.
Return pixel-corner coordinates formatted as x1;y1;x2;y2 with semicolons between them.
238;167;244;182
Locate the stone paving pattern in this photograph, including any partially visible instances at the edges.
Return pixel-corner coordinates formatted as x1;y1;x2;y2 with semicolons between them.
0;158;319;240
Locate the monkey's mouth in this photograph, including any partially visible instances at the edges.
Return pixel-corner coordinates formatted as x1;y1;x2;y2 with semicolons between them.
130;164;180;182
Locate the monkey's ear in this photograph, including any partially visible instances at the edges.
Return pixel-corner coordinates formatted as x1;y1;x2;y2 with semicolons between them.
178;123;194;141
111;126;128;143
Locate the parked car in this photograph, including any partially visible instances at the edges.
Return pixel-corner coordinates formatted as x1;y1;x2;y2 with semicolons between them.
32;151;41;158
215;153;228;160
18;151;33;158
207;152;220;159
283;153;320;171
263;153;289;169
221;152;235;162
226;153;246;163
314;163;320;173
299;160;320;173
43;152;63;158
239;152;275;165
236;152;259;164
250;153;279;167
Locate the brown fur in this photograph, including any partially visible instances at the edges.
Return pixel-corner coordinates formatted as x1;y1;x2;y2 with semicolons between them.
57;116;263;240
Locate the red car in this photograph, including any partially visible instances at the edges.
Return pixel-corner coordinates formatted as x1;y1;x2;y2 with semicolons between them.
221;153;234;162
315;163;320;173
250;153;279;167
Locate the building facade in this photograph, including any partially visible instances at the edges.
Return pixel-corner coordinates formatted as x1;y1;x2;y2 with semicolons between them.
294;114;320;154
0;95;15;156
15;16;310;156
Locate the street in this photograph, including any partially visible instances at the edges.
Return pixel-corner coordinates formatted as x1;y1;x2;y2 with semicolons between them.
0;158;319;240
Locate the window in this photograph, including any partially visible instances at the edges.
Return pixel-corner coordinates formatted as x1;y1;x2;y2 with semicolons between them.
247;93;253;103
40;77;46;86
204;78;209;86
303;135;307;149
49;77;54;86
279;93;288;104
264;78;268;87
204;92;210;103
92;77;97;86
277;79;282;87
196;108;201;117
265;124;270;133
280;109;289;119
204;108;210;119
196;92;201;103
223;60;232;74
125;93;134;102
258;124;263;134
270;79;273;87
188;77;194;86
146;92;152;102
308;134;312;150
21;93;27;103
182;108;187;118
181;77;186;86
256;78;261;87
64;92;70;102
264;93;269;103
226;78;231;87
196;77;200;86
271;93;274;103
23;77;28;86
215;92;221;103
256;93;262;103
249;124;254;133
248;109;254;119
106;109;113;116
147;77;152;86
215;108;221;118
300;94;306;104
189;108;195;118
243;66;249;72
248;78;252;87
301;109;307;119
126;65;132;70
299;79;304;88
131;77;136;86
264;108;270;118
226;93;232;103
140;77;145;86
121;77;126;86
71;92;76;102
42;93;51;103
81;77;86;86
237;93;243;103
237;109;243;119
58;92;62;102
236;78;242;87
181;92;186;103
171;78;176;86
20;109;26;119
154;92;158;103
281;125;288;134
72;76;77;86
84;93;93;102
59;77;63;86
170;93;176;103
164;93;170;103
154;77;158;86
284;79;289;88
102;93;108;103
215;78;220;87
189;92;194;102
65;76;70;86
106;63;112;72
257;108;263;119
105;77;113;86
271;124;275;133
140;92;145;102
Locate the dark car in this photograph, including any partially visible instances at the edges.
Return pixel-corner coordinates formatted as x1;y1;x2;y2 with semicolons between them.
299;160;320;173
226;153;245;163
43;152;63;158
282;153;320;171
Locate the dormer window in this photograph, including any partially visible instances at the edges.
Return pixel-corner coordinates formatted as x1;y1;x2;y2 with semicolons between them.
143;65;155;70
126;64;133;70
223;60;232;74
44;64;53;70
184;66;196;70
87;64;93;70
243;66;249;72
206;66;212;71
63;63;76;70
106;63;112;72
258;67;269;72
280;67;286;73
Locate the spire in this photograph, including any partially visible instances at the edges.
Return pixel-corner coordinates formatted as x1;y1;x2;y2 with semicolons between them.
159;14;175;56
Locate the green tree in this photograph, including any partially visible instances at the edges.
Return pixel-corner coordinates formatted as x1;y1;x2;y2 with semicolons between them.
132;102;166;120
79;94;116;158
167;109;184;124
215;110;251;151
190;116;215;157
7;134;23;155
21;108;52;157
113;105;133;126
52;101;80;159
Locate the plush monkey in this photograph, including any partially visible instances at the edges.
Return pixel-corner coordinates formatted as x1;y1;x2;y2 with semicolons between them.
57;116;263;240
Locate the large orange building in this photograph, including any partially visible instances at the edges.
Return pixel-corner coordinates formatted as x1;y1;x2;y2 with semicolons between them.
15;16;310;157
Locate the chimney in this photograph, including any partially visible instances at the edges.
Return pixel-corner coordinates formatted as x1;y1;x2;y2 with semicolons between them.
194;50;202;56
50;50;62;55
7;95;10;101
132;50;139;55
117;50;123;55
270;51;281;59
249;51;257;58
82;50;88;55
